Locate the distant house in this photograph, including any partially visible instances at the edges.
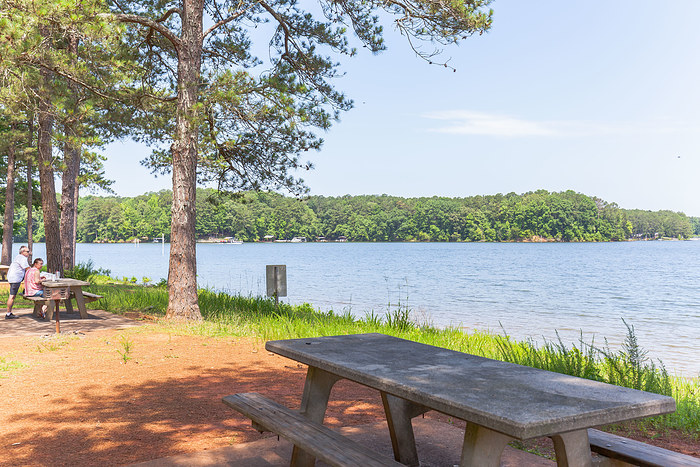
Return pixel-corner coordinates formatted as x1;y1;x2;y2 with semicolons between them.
263;235;275;242
291;237;307;243
337;236;348;242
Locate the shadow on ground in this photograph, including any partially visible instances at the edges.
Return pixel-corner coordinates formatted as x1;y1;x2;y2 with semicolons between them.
0;306;142;337
1;361;387;466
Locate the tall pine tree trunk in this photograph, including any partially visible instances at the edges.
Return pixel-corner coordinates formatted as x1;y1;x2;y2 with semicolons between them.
60;33;81;271
37;62;62;274
26;117;34;261
60;132;80;270
166;0;203;320
1;135;16;265
72;181;78;259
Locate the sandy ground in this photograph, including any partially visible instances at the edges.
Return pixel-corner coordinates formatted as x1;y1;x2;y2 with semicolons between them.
0;318;698;466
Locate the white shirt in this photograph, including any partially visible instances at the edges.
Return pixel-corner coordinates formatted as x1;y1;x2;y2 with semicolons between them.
8;253;30;283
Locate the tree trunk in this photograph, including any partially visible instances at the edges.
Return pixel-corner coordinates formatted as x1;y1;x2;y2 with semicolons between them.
165;0;204;320
60;33;81;271
37;64;62;274
60;132;80;270
73;180;78;260
1;136;17;265
26;118;34;261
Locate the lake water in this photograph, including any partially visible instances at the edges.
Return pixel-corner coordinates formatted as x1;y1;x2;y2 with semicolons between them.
21;241;700;376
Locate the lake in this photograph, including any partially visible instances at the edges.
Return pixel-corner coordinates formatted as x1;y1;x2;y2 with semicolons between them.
21;240;700;376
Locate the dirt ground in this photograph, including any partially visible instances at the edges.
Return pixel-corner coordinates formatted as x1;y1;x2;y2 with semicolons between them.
0;321;698;466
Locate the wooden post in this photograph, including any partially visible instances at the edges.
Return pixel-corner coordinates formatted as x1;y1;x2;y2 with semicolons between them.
54;299;60;334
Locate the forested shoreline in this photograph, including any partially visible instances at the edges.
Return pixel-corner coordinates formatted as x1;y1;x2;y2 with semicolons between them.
6;189;698;243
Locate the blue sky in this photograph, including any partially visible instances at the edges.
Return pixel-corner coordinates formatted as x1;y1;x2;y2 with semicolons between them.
102;1;700;216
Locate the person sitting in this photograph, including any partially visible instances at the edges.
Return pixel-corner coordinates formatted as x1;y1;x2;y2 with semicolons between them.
24;258;48;319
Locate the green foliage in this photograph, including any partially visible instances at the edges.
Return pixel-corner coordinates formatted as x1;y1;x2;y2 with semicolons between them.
40;188;694;243
626;210;694;239
687;216;700;236
64;260;111;281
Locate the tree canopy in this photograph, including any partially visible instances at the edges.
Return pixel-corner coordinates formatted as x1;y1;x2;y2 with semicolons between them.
5;189;693;243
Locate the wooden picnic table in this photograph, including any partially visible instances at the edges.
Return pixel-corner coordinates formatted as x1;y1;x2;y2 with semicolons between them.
0;264;9;281
264;333;676;467
41;278;92;320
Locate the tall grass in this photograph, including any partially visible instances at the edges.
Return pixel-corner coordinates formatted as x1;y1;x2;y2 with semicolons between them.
83;283;700;435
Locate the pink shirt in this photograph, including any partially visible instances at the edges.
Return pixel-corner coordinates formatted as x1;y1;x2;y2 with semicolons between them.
24;267;43;296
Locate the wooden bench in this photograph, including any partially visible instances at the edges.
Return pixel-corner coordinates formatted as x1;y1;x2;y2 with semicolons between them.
223;392;402;467
81;292;103;303
589;429;700;467
22;295;51;318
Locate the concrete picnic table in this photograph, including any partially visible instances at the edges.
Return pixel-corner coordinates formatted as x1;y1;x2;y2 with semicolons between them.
41;278;92;320
265;333;676;467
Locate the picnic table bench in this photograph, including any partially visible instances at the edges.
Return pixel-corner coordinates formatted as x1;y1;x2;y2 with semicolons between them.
224;333;686;467
588;428;700;467
22;279;100;320
224;393;403;467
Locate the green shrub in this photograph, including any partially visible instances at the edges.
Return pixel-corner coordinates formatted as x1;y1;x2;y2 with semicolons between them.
64;260;111;281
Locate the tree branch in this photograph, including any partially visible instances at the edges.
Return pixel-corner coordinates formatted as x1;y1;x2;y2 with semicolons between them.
156;7;181;23
258;0;294;57
17;54;120;102
203;7;251;39
100;13;181;49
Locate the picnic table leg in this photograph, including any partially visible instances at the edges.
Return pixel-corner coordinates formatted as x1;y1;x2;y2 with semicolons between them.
290;366;341;467
73;288;89;319
33;303;42;318
64;295;75;313
459;422;513;467
45;300;56;321
550;429;593;467
381;392;429;466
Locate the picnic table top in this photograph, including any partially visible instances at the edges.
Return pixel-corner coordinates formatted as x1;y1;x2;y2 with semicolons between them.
0;265;9;270
266;333;676;440
42;278;91;287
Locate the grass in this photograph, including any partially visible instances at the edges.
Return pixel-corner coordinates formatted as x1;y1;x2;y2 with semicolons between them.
0;356;25;377
116;334;134;363
35;335;77;353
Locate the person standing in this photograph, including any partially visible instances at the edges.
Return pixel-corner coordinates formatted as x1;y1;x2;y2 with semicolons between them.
6;245;31;319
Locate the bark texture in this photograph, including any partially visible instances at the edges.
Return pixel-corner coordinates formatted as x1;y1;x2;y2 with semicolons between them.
60;131;80;270
60;34;81;271
166;0;204;320
37;65;63;274
1;139;16;265
26;159;33;261
26;115;34;260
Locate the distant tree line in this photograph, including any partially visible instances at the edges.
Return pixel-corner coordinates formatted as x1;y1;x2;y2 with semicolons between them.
4;189;697;243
